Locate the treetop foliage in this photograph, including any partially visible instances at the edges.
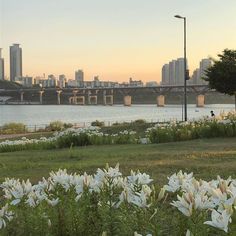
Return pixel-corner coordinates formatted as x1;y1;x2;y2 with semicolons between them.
205;49;236;96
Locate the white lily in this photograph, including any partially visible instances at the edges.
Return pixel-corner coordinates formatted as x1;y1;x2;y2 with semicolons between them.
171;192;194;217
204;209;231;233
0;204;14;229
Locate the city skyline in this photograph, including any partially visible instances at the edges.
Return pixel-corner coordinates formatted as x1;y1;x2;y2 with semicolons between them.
1;42;214;86
1;0;236;82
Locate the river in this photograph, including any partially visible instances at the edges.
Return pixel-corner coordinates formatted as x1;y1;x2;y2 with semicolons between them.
0;104;234;127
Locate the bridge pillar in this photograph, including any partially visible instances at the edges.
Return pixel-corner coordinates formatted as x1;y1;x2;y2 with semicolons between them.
103;90;107;105
87;91;91;105
196;94;205;107
72;90;78;104
157;95;165;107
20;92;24;102
76;96;85;105
89;96;97;105
56;90;62;105
69;97;73;104
124;95;132;106
103;90;113;105
105;95;114;105
39;91;44;104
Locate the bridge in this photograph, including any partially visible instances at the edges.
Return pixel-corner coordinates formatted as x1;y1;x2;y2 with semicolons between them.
0;84;211;107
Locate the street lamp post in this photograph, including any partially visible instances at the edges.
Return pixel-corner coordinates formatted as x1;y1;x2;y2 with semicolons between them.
175;15;187;121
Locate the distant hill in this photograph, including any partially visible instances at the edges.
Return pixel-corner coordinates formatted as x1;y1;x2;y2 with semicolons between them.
0;80;22;89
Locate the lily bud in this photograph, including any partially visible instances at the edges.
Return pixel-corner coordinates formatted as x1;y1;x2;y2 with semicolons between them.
157;188;165;201
105;163;109;170
134;232;142;236
224;204;233;215
48;219;52;227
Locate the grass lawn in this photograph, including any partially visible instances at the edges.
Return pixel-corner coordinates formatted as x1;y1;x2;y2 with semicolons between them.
0;137;236;185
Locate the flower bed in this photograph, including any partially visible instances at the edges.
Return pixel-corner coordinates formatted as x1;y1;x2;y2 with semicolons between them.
146;111;236;143
0;127;138;153
0;165;236;235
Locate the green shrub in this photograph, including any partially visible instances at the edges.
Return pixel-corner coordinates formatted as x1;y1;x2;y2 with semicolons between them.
56;133;92;148
132;119;146;125
0;123;27;134
173;126;193;141
148;128;174;143
111;122;120;126
113;134;137;144
224;123;235;137
111;121;129;126
63;122;73;129
91;120;105;127
46;121;64;131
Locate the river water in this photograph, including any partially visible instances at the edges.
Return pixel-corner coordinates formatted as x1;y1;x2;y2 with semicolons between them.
0;104;234;127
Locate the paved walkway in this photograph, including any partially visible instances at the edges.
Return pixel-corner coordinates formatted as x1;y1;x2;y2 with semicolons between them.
0;133;33;140
0;132;51;140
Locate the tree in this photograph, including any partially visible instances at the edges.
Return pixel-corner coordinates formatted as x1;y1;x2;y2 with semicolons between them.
204;49;236;110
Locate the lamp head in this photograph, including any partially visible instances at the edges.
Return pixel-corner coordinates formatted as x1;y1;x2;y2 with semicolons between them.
174;15;185;19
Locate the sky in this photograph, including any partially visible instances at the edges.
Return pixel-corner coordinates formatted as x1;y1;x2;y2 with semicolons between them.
1;0;236;82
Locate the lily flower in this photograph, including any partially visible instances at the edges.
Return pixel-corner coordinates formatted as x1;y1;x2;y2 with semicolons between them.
204;209;231;233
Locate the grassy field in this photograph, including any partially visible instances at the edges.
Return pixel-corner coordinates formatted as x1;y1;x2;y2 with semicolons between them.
0;137;236;185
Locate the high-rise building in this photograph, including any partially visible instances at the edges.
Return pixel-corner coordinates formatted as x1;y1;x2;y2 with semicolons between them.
15;76;33;87
10;44;22;81
175;58;185;86
169;60;176;85
190;68;200;85
34;76;48;87
199;58;212;85
189;58;212;85
47;74;57;87
0;48;4;80
58;74;66;88
59;74;66;80
67;79;77;87
162;58;188;86
161;64;169;85
75;69;84;87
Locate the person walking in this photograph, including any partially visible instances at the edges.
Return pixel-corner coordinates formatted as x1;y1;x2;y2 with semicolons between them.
210;110;215;117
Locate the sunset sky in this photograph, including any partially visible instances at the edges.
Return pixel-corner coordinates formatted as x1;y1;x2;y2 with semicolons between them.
1;0;236;82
